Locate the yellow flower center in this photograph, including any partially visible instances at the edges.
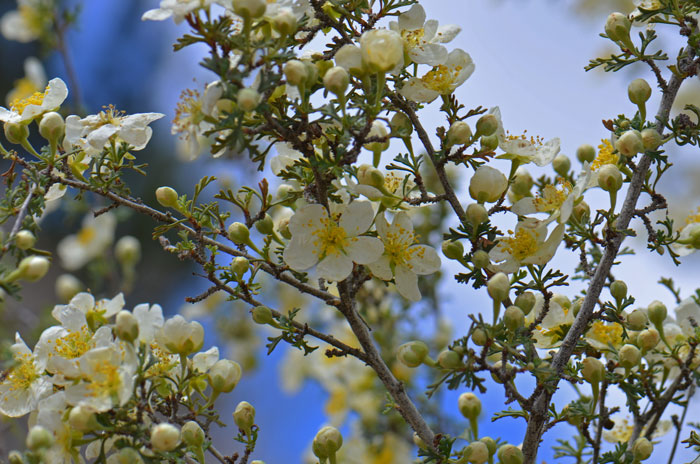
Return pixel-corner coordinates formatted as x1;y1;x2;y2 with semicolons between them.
6;78;40;108
53;325;93;359
606;418;633;443
383;228;421;267
173;88;204;137
77;226;96;245
587;321;623;349
401;28;425;48
4;353;39;393
147;344;178;377
312;216;350;257
533;181;573;212
505;130;544;146
421;64;462;94
685;207;700;225
500;228;539;261
384;172;402;194
10;84;50;115
86;362;121;398
325;387;347;416
592;139;618;170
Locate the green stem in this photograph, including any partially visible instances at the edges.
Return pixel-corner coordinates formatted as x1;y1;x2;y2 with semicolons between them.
493;299;501;325
469;417;479;440
20;139;41;159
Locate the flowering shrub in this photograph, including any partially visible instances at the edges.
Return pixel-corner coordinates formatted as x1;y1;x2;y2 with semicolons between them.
1;0;700;463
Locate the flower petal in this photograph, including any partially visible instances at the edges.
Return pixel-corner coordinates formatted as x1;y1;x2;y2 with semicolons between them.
395;265;420;301
317;253;353;282
345;236;384;265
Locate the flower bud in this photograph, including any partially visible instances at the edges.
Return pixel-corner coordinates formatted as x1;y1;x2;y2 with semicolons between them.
480;437;497;456
231;256;249;278
576;144;596;163
628;78;651;105
597;164;623;192
155;186;179;208
471;328;487;346
209;359;242;393
255;214;274;235
572;201;590;223
475;113;499;137
151;423;180;452
115;236;141;266
181;421;205;447
480;134;499;151
497;444;524;464
14;230;35;250
514;292;536;315
511;167;533;196
228;222;250;245
447;121;472;146
357;164;385;189
252;305;274;325
466;203;488;229
605;12;631;43
271;8;297;36
335;44;364;76
389;112;413;137
491;360;513;383
69;405;98;432
55;274;83;303
284;60;308;87
237;88;261;112
16;255;49;282
632;437;653;461
582;357;604;384
638;328;659;351
471;250;490;269
438;350;463;369
250;461;265;464
647;300;667;327
39;111;65;142
439;241;463;262
504;305;524;331
552;154;571;177
552;293;571;311
233;0;266;19
8;451;23;464
115;310;139;343
302;61;319;87
26;425;53;451
618;344;641;369
458;392;481;420
312;426;343;459
113;448;143;464
627;309;648;331
610;280;627;302
397;341;429;368
364;120;389;153
487;272;510;302
4;122;29;144
615;130;643;158
359;29;403;74
323;66;349;96
463;441;489;464
278;217;292;239
233;401;256;434
157;315;204;355
641;128;662;151
470;166;508;203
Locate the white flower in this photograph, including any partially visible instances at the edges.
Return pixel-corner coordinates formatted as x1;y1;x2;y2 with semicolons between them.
66;292;126;326
0;334;52;417
368;212;441;301
193;346;220;373
57;212;117;271
527;295;571;349
674;297;700;337
66;106;164;153
283;201;384;282
489;220;566;273
142;0;223;24
389;4;460;66
34;392;80;464
270;142;304;175
132;303;165;344
360;28;404;74
672;208;700;257
5;57;46;107
156;315;205;355
511;163;592;224
0;77;68;124
171;82;223;159
0;0;50;43
488;108;560;167
399;48;474;103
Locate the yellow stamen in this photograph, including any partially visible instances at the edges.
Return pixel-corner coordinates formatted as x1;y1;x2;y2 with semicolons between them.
10;84;50;115
685;207;700;225
401;28;425;48
53;325;93;359
421;64;462;93
533;180;573;212
4;353;39;393
500;228;539;261
383;227;421;268
587;321;623;348
86;362;120;398
505;129;544;146
592;139;618;170
77;226;96;245
311;216;350;257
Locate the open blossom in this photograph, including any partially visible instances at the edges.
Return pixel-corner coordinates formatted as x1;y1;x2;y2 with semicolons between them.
270;142;304;175
283;201;384;282
0;0;50;42
489;220;566;273
585;320;624;352
389;4;460;66
527;294;572;349
142;0;225;24
367;212;441;301
672;207;700;257
0;334;52;417
57;212;116;271
171;82;223;159
399;48;474;103
5;57;46;107
0;77;67;124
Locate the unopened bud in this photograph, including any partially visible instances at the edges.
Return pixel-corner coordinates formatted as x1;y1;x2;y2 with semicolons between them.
7;451;23;464
271;8;297;35
605;12;631;43
357;164;385;188
552;154;571;177
233;0;266;19
303;61;319;87
497;444;524;464
252;305;274;325
576;144;596;163
504;305;524;331
479;134;499;151
472;250;490;269
582;357;604;384
572;201;590;223
628;79;651;105
618;344;641;369
438;350;463;369
115;310;139;343
155;186;179;208
597;164;623;192
181;421;205;447
209;359;242;393
389;112;413;137
278;217;292;239
466;203;488;229
627;309;648;331
115;236;141;266
447;121;472;146
3;122;29;144
638;328;660;351
632;437;653;461
233;401;256;434
514;292;536;315
487;272;510;302
463;441;489;464
323;66;349;96
610;280;627;302
26;425;53;451
552;293;571;311
39;111;65;142
458;392;481;420
475;113;499;137
14;230;35;250
647;300;667;327
469;166;507;203
151;423;180;452
16;256;49;282
255;214;275;235
364;120;389;153
480;437;497;456
471;328;487;346
312;426;343;459
55;274;83;303
616;130;644;158
227;222;250;245
284;60;308;87
237;88;261;112
231;257;249;278
641;128;662;151
511;167;533;196
113;448;143;464
442;240;464;261
69;405;98;432
397;341;429;368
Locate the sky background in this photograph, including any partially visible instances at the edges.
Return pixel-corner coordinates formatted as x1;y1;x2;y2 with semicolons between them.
2;0;700;462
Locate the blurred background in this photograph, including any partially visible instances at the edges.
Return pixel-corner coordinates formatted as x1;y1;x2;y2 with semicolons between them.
1;0;699;461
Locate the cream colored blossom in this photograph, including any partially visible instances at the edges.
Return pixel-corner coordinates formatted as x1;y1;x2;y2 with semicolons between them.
57;212;116;271
5;57;46;107
171;82;223;159
0;0;50;43
389;4;460;66
0;77;67;124
489;220;566;273
142;0;221;24
0;334;52;417
672;207;700;257
527;294;572;349
399;48;474;103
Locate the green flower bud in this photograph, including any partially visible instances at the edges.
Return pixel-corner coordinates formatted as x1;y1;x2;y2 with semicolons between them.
458;392;481;420
627;309;648;331
479;134;499;151
15;256;50;282
582;357;604;384
572;201;590;223
597;164;623;192
511;167;533;196
252;305;274;325
647;300;667;327
610;280;627;302
463;441;489;464
181;421;205;447
231;256;250;278
26;425;53;451
472;250;490;269
228;222;250;245
237;88;261;112
38;111;65;143
303;61;319;87
470;166;507;203
113;448;143;464
255;214;275;235
115;310;139;343
475;113;499;137
618;344;641;369
233;401;256;435
4;122;29;144
151;423;180;452
271;8;297;35
14;230;35;250
284;60;308;87
576;144;596;163
115;236;141;266
312;426;343;459
504;305;525;331
641;128;662;151
233;0;266;19
616;130;643;158
277;217;292;239
605;12;631;43
628;78;651;105
479;437;497;456
497;444;524;464
155;186;179;208
471;328;487;346
638;328;660;351
466;203;488;229
447;121;472;146
514;292;536;315
323;66;349;96
357;164;385;189
364;120;389;153
487;272;510;302
397;341;429;368
68;405;99;432
209;359;242;393
438;349;463;369
389;112;413;137
442;240;464;261
632;437;653;461
552;154;571;177
8;451;23;464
